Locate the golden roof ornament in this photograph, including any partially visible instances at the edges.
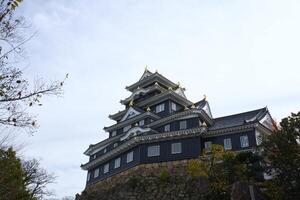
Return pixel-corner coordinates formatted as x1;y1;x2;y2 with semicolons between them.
129;100;134;107
191;104;196;109
146;107;151;112
145;65;148;71
204;94;207;100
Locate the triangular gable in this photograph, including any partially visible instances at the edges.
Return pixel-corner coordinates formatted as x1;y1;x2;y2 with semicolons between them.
259;111;274;130
174;87;186;98
120;107;141;122
139;69;153;81
202;102;213;118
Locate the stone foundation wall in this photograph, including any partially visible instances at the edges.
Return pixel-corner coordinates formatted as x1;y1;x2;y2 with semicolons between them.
78;159;209;200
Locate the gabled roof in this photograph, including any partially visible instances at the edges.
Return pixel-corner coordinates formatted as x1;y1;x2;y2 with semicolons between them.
135;89;192;108
120;84;167;105
209;107;269;131
104;111;160;132
126;70;178;92
108;106;145;121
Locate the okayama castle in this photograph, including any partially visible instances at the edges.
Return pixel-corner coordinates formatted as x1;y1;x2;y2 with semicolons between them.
81;68;274;185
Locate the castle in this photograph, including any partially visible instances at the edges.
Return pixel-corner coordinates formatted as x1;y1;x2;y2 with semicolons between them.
81;68;273;185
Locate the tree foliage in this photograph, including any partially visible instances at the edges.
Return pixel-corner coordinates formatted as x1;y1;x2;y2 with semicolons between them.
262;111;300;200
0;147;54;200
187;145;263;200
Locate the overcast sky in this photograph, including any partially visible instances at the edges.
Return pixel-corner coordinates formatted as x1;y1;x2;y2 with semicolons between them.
15;0;300;198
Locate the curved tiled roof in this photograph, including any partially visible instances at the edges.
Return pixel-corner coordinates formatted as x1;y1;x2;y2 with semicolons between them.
209;107;267;131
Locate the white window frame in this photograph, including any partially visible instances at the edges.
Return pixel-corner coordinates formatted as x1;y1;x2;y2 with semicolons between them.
114;157;121;169
164;124;170;132
139;120;145;126
87;172;91;181
204;141;212;152
171;102;177;112
224;138;232;150
171;142;182;154
94;168;99;178
127;151;134;163
123;125;131;132
111;131;117;137
103;163;109;174
179;120;187;130
147;145;160;157
155;103;165;113
240;135;249;148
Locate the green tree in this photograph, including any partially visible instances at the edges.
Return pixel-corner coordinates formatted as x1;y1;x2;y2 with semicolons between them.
262;112;300;200
187;144;263;200
0;147;31;200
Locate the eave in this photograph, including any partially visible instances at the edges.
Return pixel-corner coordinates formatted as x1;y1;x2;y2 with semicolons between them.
84;135;122;156
81;127;206;170
135;90;193;108
120;84;167;105
147;108;214;128
125;72;178;92
104;111;161;132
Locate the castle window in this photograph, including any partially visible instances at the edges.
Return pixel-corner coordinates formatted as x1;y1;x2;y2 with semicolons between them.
164;124;170;132
139;120;145;126
204;141;212;152
123;125;131;132
92;154;96;160
103;163;109;174
114;157;121;168
155;103;165;113
171;102;177;112
240;135;249;148
87;172;91;181
179;120;187;130
127;151;134;163
224;138;232;150
171;143;182;154
147;145;160;157
111;131;116;137
94;168;99;178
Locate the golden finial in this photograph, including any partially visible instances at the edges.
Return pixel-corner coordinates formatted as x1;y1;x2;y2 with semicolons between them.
145;65;148;71
191;104;196;109
146;107;151;112
203;94;207;100
129;100;134;107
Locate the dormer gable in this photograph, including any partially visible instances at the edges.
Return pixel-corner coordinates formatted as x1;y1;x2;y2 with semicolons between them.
120;107;141;122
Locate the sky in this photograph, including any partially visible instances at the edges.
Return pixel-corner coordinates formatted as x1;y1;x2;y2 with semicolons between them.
13;0;300;198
